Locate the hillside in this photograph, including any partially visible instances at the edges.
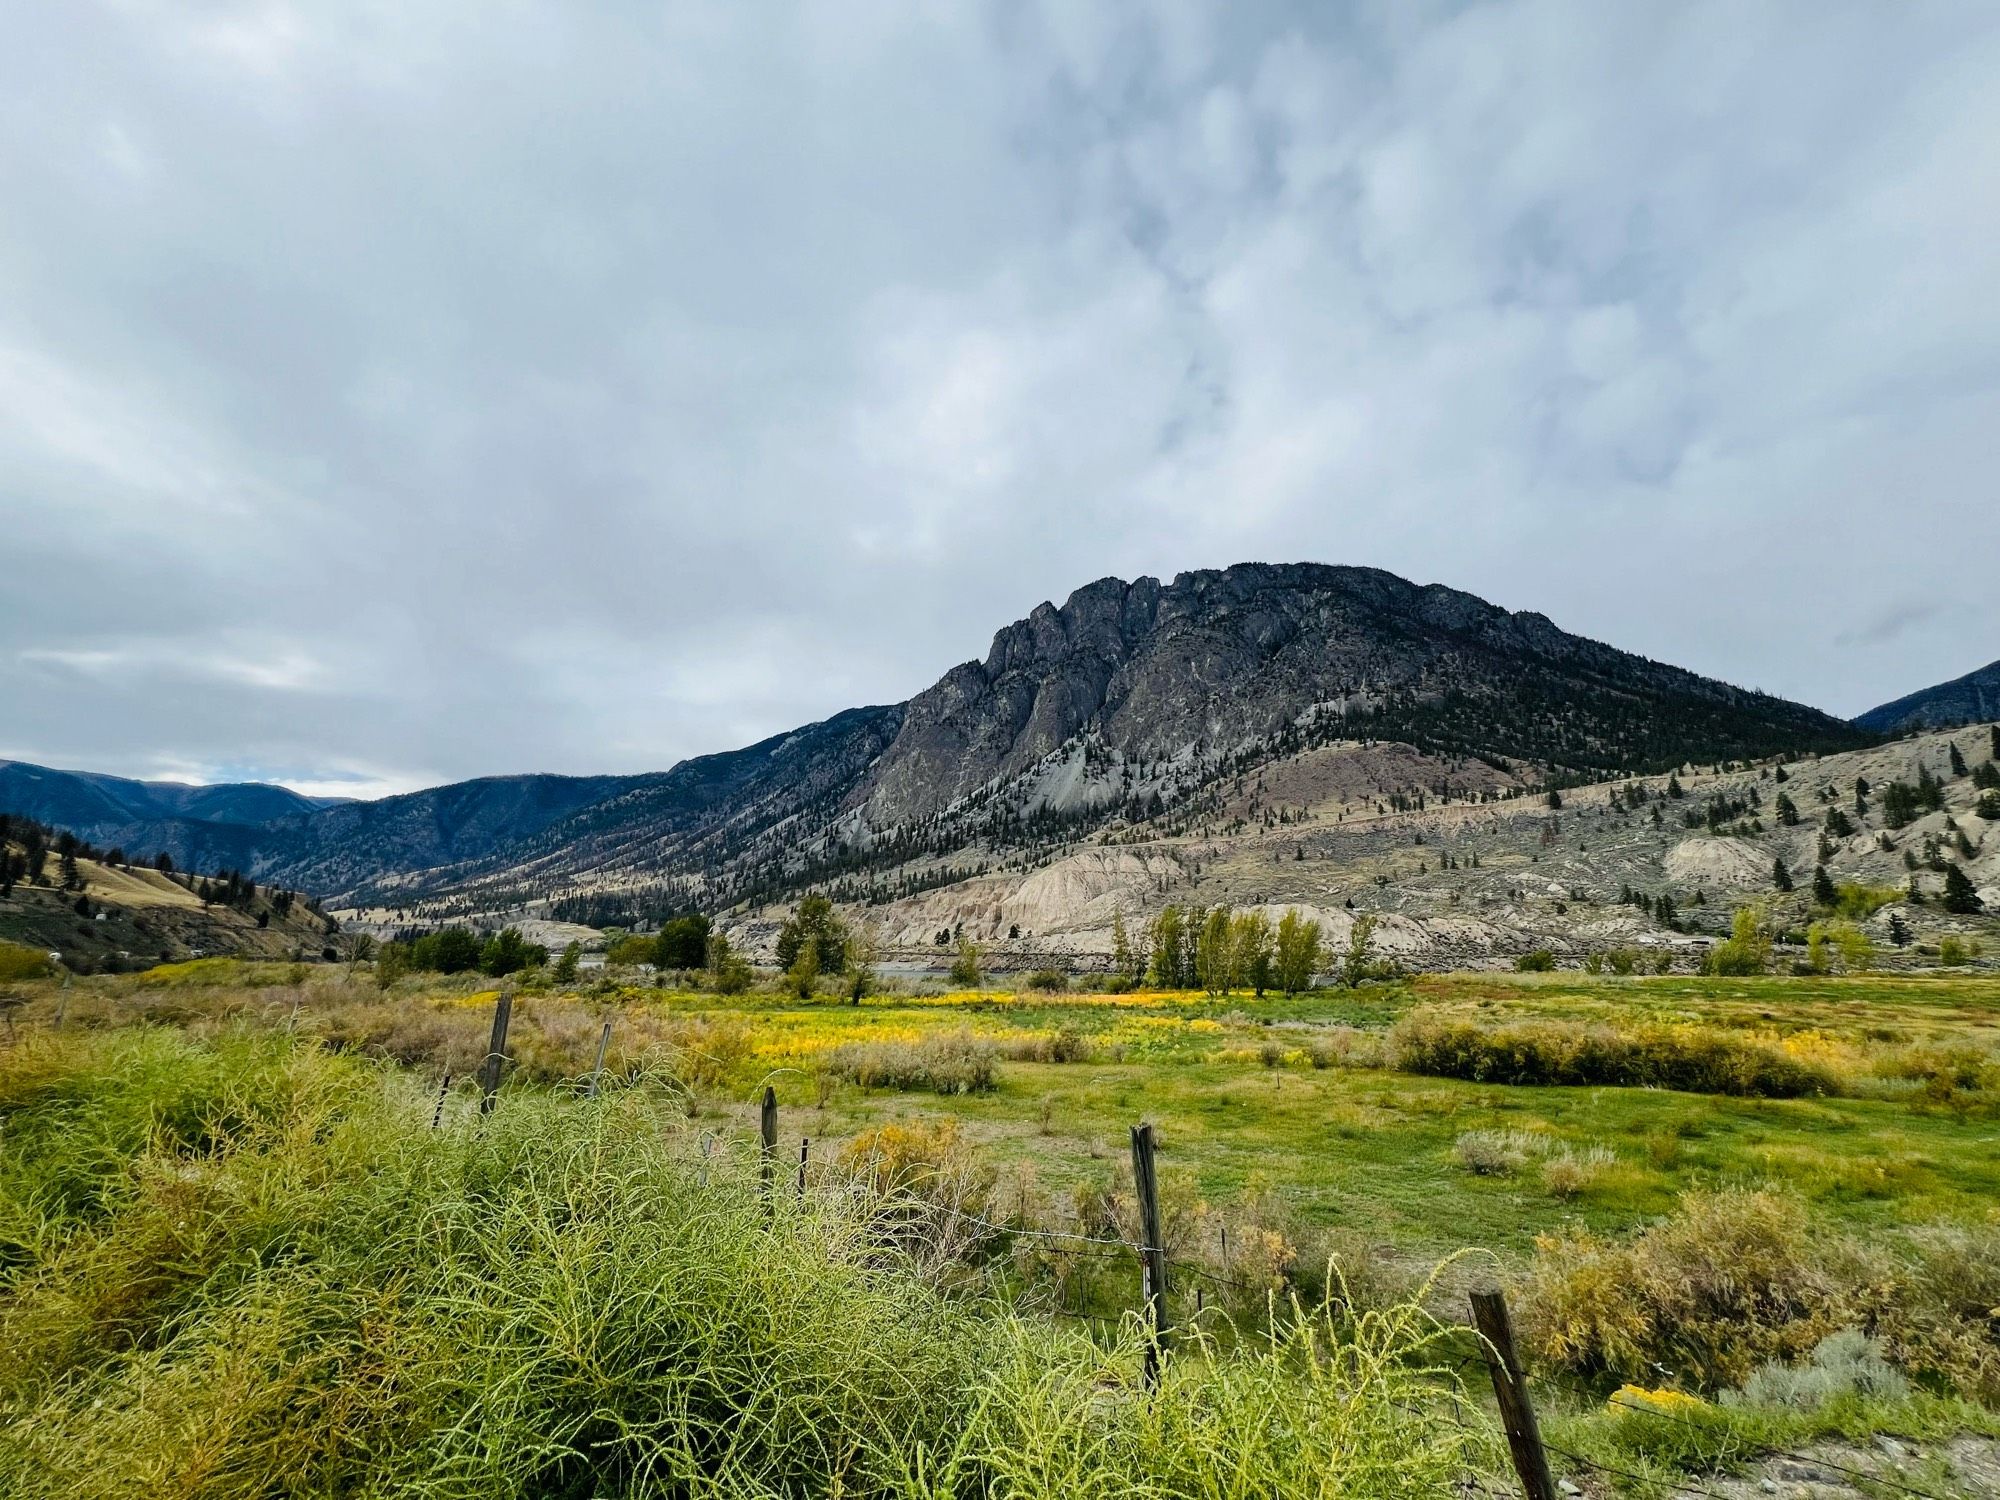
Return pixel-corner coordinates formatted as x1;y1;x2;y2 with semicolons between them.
1856;657;2000;733
737;723;1996;972
0;816;340;972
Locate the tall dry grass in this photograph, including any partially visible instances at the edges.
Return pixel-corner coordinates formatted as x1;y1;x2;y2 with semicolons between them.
0;1025;1494;1498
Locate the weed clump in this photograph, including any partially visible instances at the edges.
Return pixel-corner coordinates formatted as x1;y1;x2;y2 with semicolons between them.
826;1029;999;1094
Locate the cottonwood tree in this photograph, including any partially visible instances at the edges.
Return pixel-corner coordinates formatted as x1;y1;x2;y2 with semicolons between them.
1274;909;1323;995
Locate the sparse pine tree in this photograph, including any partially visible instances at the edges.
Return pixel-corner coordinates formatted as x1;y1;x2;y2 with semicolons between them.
1772;858;1794;893
1950;741;1969;777
1812;864;1837;908
552;941;581;983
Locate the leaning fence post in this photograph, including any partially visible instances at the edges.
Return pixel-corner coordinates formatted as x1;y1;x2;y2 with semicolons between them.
759;1086;778;1207
1130;1121;1169;1390
1471;1288;1558;1500
55;971;70;1031
586;1019;613;1099
796;1137;810;1200
430;1071;452;1130
478;987;514;1117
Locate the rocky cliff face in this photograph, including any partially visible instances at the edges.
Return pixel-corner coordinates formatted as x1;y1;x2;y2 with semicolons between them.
854;563;1861;826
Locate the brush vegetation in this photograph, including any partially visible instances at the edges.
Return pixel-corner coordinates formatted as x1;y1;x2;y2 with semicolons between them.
4;960;1999;1493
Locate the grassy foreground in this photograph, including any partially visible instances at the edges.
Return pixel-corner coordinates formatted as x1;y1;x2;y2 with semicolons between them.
5;963;2000;1494
0;1026;1493;1499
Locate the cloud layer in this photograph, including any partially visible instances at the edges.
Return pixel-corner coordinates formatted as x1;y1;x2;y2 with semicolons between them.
4;1;1996;796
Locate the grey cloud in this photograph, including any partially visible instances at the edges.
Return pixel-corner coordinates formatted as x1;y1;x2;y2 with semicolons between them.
2;1;1996;796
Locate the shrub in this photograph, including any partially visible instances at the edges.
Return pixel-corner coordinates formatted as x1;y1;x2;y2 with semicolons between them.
1728;1329;1908;1410
0;941;55;982
1701;907;1771;976
948;938;983;988
1454;1129;1535;1176
1938;934;1982;966
1022;968;1067;993
998;1027;1092;1064
827;1030;998;1094
1522;1189;2000;1401
1452;1131;1613;1197
1393;1011;1838;1097
604;933;655;966
1521;1188;1837;1389
1539;1146;1613;1201
1515;949;1556;972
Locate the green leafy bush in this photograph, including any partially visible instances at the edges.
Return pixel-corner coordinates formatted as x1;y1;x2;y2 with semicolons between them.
1393;1011;1837;1097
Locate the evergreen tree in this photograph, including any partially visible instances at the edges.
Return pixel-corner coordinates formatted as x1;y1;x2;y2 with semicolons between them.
552;941;581;983
1812;865;1837;908
1942;863;1983;915
1775;792;1800;825
1950;742;1969;777
1772;858;1794;893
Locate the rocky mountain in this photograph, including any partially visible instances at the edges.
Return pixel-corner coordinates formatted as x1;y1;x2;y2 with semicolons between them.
855;565;1858;825
0;563;1872;921
1856;658;2000;734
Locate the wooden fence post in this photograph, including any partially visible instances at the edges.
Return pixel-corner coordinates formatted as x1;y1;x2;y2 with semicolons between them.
760;1086;778;1206
478;987;514;1117
587;1019;613;1099
1130;1121;1169;1390
430;1071;452;1130
55;972;70;1031
1471;1289;1558;1500
796;1137;810;1199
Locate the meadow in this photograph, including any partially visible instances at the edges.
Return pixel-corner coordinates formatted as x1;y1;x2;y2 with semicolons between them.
4;957;1999;1495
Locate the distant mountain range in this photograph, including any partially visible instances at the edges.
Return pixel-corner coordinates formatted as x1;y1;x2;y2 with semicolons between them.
0;761;349;872
1855;658;2000;735
0;563;1888;921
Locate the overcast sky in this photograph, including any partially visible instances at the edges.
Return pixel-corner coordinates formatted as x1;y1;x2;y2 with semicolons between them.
3;2;1996;799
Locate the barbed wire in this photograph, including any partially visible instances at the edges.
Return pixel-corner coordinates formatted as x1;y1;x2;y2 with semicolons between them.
1542;1440;1739;1500
1600;1395;1955;1500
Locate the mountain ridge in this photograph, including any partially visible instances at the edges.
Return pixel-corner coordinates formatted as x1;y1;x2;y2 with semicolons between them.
1856;658;2000;734
0;562;1875;916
